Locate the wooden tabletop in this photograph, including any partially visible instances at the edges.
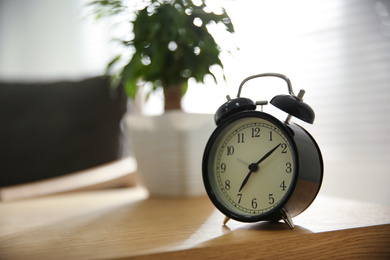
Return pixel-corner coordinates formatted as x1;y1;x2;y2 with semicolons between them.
0;187;389;259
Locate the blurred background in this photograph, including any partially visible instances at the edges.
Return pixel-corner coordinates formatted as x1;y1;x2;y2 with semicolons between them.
0;0;389;205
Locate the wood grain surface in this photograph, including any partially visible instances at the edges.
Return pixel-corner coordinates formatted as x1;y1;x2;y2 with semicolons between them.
0;187;389;259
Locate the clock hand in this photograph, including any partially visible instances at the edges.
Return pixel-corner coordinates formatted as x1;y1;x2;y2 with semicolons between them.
238;143;281;192
238;169;253;192
237;158;250;165
255;143;281;165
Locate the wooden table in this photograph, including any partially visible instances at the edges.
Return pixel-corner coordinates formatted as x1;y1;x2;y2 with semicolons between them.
0;187;389;259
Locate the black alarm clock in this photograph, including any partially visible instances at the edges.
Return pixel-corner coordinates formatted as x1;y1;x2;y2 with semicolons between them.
202;73;323;228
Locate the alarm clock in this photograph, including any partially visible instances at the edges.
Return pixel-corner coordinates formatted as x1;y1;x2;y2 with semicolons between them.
202;73;323;229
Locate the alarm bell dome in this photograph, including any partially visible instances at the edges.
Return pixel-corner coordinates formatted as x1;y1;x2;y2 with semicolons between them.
270;94;315;124
215;97;256;125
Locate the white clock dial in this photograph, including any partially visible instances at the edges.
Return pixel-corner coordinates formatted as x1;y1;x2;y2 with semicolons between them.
210;117;296;218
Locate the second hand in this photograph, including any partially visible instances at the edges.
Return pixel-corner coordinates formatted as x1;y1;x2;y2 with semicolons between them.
237;158;250;165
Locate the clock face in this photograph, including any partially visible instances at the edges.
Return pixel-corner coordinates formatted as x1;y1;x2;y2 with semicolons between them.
203;112;297;222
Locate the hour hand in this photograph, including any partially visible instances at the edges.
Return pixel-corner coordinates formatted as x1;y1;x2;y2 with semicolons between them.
238;170;253;192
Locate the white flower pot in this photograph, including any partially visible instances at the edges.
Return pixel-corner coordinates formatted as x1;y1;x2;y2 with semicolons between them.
123;111;215;197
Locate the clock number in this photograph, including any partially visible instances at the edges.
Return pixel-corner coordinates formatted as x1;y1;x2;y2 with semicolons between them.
251;198;258;209
251;127;260;138
237;133;245;143
237;193;242;204
286;162;292;173
227;146;234;155
269;131;273;141
281;143;287;153
220;163;226;173
269;194;275;204
225;180;231;190
280;180;287;191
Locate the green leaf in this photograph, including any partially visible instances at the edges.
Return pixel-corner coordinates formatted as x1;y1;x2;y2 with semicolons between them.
182;80;189;96
105;54;121;75
124;78;138;99
208;69;218;84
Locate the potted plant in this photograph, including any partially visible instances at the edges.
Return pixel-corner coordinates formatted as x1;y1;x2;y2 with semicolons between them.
90;0;235;196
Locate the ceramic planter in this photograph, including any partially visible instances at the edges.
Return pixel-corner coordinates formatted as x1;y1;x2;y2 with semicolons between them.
123;111;215;197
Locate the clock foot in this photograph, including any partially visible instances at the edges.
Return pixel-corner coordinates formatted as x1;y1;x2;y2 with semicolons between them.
280;208;294;229
223;216;231;225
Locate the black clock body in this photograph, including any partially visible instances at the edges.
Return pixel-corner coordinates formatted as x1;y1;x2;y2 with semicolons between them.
202;110;323;223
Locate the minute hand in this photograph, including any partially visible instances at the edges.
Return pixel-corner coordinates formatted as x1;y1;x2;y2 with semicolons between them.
238;143;281;192
255;143;281;165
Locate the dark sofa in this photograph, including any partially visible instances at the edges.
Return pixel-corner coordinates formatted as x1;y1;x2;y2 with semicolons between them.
0;76;127;187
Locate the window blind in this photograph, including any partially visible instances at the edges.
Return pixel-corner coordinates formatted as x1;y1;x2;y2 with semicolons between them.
210;0;390;204
291;0;390;164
